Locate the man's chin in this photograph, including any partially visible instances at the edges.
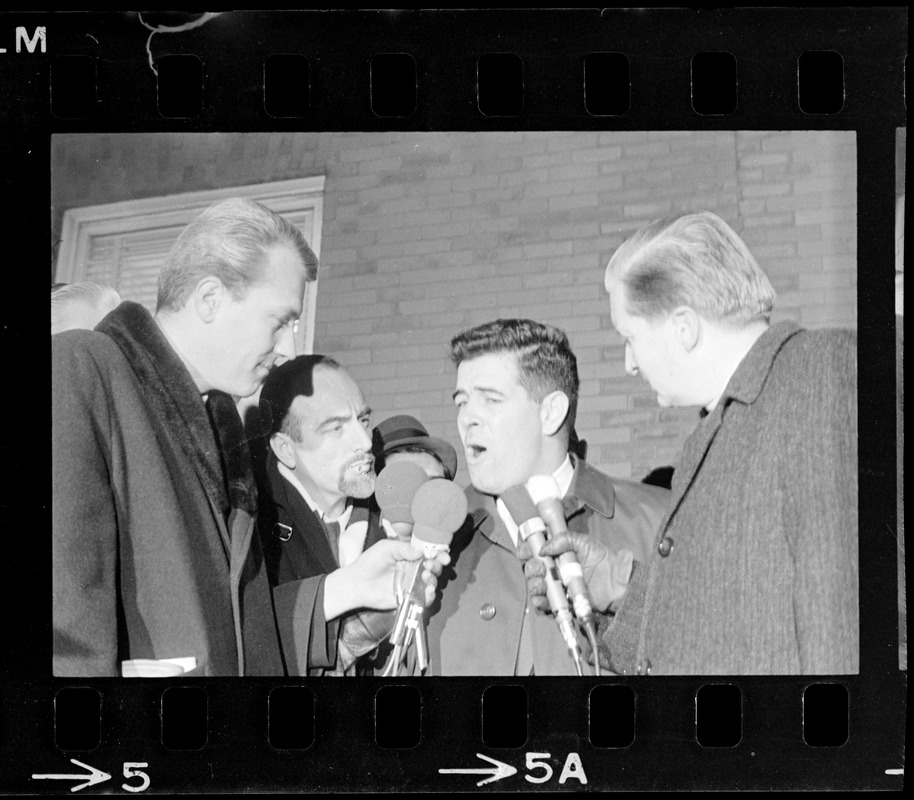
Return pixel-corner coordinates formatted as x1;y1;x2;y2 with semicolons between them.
467;468;507;498
341;473;376;500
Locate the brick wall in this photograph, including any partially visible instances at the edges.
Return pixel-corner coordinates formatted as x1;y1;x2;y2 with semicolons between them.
52;130;857;484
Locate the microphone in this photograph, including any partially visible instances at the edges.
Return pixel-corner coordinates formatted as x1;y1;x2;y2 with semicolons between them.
525;474;595;628
500;485;582;667
375;460;430;542
390;479;468;671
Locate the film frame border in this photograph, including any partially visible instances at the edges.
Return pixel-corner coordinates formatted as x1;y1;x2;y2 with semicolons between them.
2;6;906;793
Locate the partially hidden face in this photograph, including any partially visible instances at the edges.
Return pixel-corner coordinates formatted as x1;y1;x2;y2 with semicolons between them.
385;449;448;481
286;366;376;507
51;296;120;335
607;274;686;409
453;351;551;497
209;243;309;398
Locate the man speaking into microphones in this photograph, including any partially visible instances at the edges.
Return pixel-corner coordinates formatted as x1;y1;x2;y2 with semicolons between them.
427;319;670;676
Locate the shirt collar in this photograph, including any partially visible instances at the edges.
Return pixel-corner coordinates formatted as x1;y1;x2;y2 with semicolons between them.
495;454;574;548
277;461;354;530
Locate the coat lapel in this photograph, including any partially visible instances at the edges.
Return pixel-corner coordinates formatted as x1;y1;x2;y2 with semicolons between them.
564;457;615;527
470;491;515;553
268;458;339;574
660;322;802;534
662;404;725;534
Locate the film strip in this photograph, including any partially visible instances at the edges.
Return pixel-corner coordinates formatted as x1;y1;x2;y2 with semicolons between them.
3;7;906;793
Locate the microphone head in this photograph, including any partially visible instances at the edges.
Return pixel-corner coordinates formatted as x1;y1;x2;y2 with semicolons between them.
500;484;542;527
525;474;562;505
375;460;429;524
410;479;468;550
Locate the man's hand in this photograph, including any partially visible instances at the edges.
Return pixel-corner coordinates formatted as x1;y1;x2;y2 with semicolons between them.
323;539;450;621
518;533;634;614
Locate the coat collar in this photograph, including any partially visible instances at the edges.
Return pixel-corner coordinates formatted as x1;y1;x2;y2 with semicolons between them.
263;453;339;566
96;301;251;518
564;455;616;520
666;320;803;528
710;320;802;413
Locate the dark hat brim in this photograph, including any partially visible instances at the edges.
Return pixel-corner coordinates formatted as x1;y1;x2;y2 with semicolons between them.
384;435;459;481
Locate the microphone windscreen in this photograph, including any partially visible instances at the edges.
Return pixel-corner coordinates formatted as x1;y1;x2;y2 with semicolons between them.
375;461;429;524
500;484;540;527
410;479;468;546
525;474;562;505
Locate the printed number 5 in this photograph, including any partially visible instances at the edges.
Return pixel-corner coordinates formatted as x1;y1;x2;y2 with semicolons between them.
525;752;553;784
122;763;150;793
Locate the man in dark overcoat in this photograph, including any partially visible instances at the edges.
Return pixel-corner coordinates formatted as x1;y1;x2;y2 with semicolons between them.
52;197;432;677
257;356;448;676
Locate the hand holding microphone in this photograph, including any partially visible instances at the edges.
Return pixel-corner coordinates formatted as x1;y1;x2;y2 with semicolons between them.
375;460;433;606
501;485;581;666
525;475;595;628
393;479;465;618
525;534;635;613
388;478;467;674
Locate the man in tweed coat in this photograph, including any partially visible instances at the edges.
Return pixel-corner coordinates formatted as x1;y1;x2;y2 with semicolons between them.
534;210;858;675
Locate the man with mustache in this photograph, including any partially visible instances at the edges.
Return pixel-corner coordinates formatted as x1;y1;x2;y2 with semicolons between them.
257;354;447;675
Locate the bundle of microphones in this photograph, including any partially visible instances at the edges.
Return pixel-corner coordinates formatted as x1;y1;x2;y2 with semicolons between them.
374;461;467;676
375;462;601;676
503;477;601;676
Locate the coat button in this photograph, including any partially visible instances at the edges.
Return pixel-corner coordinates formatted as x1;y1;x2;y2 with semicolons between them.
636;659;652;675
274;523;293;542
657;536;674;557
479;603;496;621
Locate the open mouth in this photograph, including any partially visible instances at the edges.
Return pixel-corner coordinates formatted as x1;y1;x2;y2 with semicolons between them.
466;444;487;461
349;458;374;475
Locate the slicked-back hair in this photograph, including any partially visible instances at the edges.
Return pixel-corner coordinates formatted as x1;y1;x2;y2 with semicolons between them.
605;210;777;326
259;354;342;442
156;197;318;313
450;318;579;438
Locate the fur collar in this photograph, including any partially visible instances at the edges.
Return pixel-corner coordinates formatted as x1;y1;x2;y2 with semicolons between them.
97;301;256;518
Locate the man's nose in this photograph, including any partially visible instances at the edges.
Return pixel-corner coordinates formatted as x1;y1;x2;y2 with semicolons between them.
457;400;479;430
275;325;297;362
352;420;373;452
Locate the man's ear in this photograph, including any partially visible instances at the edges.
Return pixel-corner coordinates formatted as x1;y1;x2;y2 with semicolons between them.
540;390;570;438
671;306;701;353
270;432;297;470
192;276;225;324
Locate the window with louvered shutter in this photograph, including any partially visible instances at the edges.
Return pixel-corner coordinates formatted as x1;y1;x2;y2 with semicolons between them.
54;177;325;354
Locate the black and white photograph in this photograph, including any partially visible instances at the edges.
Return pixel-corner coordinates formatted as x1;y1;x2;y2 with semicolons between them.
51;129;859;679
0;7;905;795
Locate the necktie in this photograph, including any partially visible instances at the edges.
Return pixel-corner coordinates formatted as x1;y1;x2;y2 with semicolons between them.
323;519;341;564
513;531;537;675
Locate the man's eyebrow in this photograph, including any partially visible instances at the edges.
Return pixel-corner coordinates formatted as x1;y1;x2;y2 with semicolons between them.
452;385;504;401
317;412;352;429
317;405;371;428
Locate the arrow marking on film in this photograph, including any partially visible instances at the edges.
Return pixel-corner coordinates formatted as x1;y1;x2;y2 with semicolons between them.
32;759;112;792
439;753;518;786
